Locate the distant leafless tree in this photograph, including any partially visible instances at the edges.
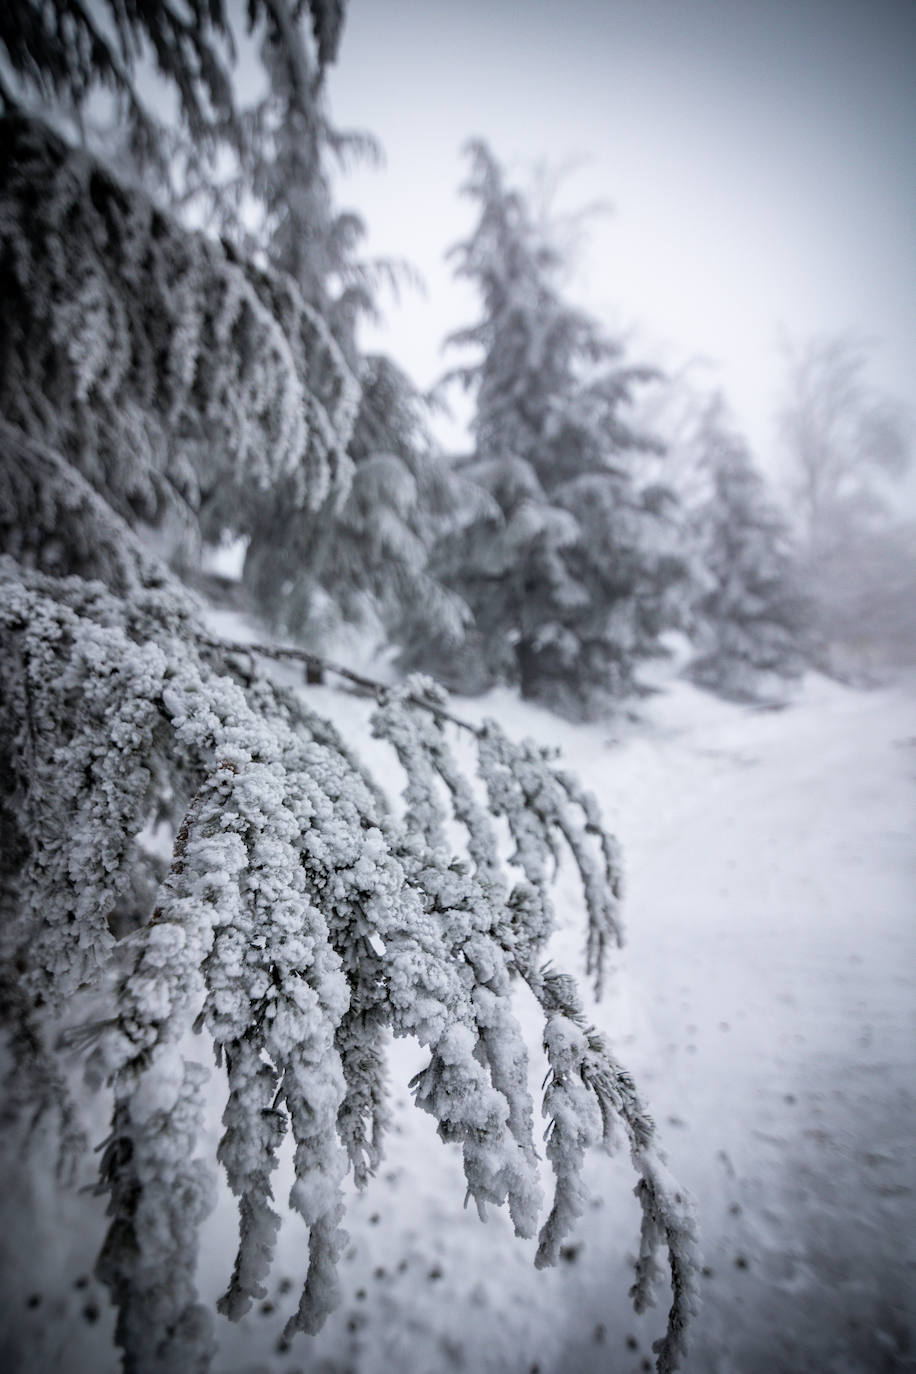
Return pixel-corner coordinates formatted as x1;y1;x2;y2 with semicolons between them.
777;335;915;675
778;334;910;557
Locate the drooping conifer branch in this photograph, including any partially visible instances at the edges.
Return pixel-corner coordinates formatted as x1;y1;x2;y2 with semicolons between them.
523;963;700;1374
0;54;697;1366
2;519;693;1369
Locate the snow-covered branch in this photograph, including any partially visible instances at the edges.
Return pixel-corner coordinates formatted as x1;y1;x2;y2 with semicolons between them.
0;92;696;1372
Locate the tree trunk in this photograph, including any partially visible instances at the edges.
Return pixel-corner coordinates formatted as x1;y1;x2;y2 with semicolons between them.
515;637;539;700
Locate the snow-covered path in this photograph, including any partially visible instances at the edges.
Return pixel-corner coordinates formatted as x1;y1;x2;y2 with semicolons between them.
544;673;916;1374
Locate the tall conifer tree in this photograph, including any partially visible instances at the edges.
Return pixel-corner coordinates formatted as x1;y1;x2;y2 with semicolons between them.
425;142;686;716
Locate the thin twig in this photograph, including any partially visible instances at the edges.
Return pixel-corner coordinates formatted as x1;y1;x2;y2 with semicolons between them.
196;632;482;736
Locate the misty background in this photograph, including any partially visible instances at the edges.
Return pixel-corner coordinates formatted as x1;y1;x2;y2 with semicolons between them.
326;0;916;486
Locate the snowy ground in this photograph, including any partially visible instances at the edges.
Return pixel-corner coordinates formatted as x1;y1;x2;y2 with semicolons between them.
3;662;915;1374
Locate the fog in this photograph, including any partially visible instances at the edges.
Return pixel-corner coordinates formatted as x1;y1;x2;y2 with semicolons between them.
326;0;915;501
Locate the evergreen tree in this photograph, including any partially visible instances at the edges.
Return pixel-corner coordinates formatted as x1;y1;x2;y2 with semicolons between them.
686;399;809;700
300;352;475;659
2;0;466;663
0;17;696;1374
221;0;376;627
424;142;686;717
188;1;466;659
0;0;345;191
0;110;358;564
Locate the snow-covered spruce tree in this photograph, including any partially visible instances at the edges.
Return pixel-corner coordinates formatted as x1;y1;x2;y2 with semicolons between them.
0;2;386;613
174;2;470;661
684;399;809;701
238;339;474;663
419;141;687;718
2;0;464;661
0;111;357;566
685;462;805;699
218;0;380;628
0;1;346;237
284;351;476;661
0;83;696;1374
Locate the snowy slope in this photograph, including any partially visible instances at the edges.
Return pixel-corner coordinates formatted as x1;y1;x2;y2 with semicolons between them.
199;662;916;1374
534;671;916;1374
3;661;914;1374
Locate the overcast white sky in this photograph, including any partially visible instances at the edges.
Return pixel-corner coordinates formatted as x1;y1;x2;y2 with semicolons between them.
322;0;915;489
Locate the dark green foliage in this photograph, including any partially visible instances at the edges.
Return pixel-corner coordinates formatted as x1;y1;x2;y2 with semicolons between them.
213;6;461;655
